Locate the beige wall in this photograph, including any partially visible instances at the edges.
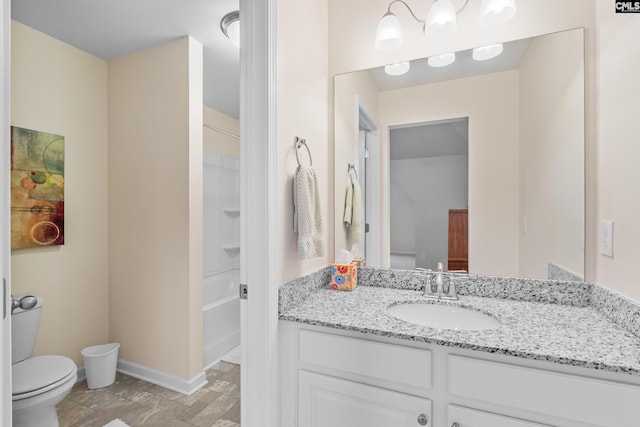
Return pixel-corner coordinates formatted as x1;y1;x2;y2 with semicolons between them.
108;37;204;380
204;106;239;158
519;29;585;279
595;5;640;301
10;21;109;364
277;0;330;284
379;71;520;277
333;70;380;257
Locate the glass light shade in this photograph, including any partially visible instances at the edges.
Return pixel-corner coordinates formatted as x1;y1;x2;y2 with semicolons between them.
479;0;517;27
384;62;410;76
425;0;457;39
226;19;240;48
428;52;456;67
375;12;403;51
221;11;240;49
473;43;504;61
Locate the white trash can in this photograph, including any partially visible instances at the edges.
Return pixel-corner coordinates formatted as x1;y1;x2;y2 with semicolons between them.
81;343;120;389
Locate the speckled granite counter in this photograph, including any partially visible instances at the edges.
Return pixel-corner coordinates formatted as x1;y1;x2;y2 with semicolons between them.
279;267;640;376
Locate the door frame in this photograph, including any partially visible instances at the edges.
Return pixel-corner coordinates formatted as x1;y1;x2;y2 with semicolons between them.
1;0;11;424
0;1;280;424
356;100;381;267
239;0;279;426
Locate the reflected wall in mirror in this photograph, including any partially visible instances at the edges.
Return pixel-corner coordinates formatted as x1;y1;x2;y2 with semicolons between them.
334;28;585;281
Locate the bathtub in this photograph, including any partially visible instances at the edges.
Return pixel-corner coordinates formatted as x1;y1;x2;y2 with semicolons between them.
203;269;240;368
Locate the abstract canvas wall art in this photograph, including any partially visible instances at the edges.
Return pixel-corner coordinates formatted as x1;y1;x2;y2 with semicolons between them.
11;126;65;249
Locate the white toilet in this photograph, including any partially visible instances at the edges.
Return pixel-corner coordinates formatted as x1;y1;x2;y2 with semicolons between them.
11;295;77;427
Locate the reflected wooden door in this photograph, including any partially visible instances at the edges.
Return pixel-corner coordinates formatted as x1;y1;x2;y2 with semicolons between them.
448;209;468;271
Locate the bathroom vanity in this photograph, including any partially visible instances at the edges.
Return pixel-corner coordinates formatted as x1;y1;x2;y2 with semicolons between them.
278;271;640;427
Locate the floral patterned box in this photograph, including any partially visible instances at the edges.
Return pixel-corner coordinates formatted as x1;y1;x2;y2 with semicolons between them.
330;263;357;291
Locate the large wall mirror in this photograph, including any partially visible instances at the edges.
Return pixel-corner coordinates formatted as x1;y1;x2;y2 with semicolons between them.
334;28;585;282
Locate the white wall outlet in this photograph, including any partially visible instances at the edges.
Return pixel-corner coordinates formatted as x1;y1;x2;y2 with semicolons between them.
600;220;614;257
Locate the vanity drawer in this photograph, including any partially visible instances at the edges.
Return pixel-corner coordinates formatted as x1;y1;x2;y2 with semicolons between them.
448;355;640;425
299;330;431;392
448;405;550;427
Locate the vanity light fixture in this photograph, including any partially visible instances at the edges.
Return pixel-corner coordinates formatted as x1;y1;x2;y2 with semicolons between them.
375;0;516;51
425;0;458;39
385;61;411;76
428;52;456;67
478;0;517;27
472;43;504;61
221;10;240;49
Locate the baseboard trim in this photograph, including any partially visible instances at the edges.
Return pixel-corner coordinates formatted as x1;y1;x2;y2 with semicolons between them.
116;358;207;396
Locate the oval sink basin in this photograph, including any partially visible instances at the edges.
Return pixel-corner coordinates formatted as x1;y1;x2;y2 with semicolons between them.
387;303;501;331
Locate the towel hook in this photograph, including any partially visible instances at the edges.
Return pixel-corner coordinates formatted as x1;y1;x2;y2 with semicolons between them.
295;137;312;167
347;163;358;181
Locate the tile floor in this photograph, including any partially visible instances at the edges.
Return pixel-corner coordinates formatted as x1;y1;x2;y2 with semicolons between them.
57;361;240;427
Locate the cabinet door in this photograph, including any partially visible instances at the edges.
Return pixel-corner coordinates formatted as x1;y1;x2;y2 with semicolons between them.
448;405;550;427
299;371;431;427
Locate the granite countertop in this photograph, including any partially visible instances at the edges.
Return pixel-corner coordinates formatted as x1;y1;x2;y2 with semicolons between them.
280;284;640;375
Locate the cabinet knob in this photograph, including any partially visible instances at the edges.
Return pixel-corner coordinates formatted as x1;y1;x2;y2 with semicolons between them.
451;423;460;427
417;413;428;425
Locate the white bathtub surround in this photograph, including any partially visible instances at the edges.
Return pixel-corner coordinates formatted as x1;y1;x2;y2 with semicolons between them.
221;345;241;365
203;152;240;369
203;270;240;368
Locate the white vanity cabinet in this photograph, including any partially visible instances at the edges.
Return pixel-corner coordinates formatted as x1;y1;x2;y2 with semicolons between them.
299;371;432;427
279;321;640;427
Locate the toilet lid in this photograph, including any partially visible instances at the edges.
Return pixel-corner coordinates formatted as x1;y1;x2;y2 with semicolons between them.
12;355;76;395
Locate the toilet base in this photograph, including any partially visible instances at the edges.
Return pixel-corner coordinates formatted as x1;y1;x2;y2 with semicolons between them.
12;370;76;427
13;405;60;427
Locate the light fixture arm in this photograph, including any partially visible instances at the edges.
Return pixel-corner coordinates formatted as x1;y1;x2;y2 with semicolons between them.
455;0;470;14
386;0;425;25
385;0;470;24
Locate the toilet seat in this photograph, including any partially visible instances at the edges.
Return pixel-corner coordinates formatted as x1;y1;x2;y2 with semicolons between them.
12;355;77;401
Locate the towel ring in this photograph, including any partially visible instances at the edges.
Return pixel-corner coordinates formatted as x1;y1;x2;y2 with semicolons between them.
295;137;312;166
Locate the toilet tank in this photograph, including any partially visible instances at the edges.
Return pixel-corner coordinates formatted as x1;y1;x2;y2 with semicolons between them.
11;295;43;364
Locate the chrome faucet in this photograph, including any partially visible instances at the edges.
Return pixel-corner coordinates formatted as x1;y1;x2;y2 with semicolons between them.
415;263;458;300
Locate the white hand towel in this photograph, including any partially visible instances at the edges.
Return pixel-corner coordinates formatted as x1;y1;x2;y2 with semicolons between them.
293;165;325;259
343;179;353;226
343;169;364;245
350;177;364;245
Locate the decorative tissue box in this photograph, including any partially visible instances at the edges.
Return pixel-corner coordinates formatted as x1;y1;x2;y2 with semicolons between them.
330;263;357;291
352;258;365;267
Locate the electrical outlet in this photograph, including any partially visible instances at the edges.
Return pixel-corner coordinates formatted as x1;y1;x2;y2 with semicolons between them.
600;220;614;257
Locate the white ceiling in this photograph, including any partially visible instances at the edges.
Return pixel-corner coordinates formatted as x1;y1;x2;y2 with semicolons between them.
368;37;531;91
376;37;532;162
11;0;241;119
390;118;469;161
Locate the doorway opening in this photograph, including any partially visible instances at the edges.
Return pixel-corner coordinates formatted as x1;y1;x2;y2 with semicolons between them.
389;117;469;271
